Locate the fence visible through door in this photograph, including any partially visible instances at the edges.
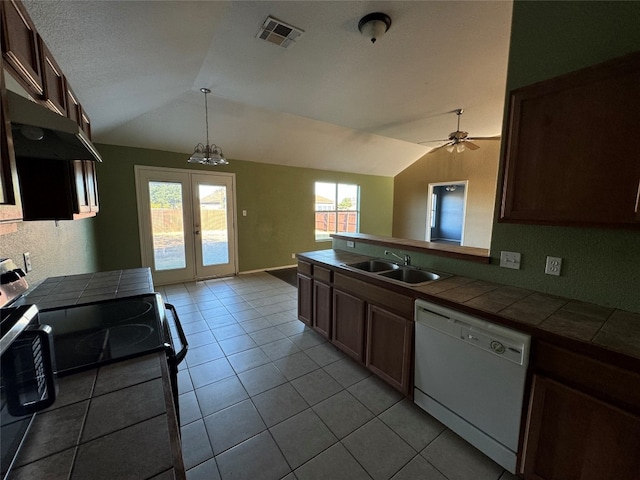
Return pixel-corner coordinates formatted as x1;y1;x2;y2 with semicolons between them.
135;166;237;285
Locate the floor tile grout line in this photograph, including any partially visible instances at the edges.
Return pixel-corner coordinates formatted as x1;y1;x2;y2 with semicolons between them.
174;276;509;480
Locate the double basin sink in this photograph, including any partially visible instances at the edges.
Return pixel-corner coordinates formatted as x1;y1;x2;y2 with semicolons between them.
342;260;448;286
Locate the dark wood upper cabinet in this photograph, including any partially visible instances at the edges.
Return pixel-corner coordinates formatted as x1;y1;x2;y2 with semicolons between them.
500;51;640;227
39;37;67;116
16;157;99;220
0;60;23;226
65;83;80;125
1;0;43;95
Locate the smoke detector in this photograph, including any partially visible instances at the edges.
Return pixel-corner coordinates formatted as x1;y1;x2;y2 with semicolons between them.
256;16;304;48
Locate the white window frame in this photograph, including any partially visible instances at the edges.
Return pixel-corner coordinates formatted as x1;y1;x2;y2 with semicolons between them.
314;182;360;241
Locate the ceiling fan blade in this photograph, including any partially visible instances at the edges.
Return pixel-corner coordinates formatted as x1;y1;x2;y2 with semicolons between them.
467;135;501;141
418;139;449;145
464;141;480;150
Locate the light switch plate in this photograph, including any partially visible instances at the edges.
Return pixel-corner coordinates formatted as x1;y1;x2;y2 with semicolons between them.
500;251;521;269
545;256;562;276
23;252;32;273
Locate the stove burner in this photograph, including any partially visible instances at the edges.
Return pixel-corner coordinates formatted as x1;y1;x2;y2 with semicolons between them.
94;301;154;326
75;324;154;357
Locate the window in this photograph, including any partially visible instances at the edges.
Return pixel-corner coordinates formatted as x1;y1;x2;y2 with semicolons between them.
314;182;359;241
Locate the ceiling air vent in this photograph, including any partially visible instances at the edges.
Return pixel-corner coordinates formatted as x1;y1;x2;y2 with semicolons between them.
256;16;303;48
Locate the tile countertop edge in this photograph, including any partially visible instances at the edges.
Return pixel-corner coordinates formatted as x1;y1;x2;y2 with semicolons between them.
331;233;491;264
159;355;187;480
296;250;640;372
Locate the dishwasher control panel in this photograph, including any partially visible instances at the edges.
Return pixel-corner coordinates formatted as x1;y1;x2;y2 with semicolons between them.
415;299;530;366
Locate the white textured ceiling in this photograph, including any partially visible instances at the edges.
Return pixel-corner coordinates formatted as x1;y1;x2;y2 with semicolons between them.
22;1;513;177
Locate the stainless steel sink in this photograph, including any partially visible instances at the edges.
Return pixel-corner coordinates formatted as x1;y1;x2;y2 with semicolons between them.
346;260;400;272
344;259;447;286
379;268;442;284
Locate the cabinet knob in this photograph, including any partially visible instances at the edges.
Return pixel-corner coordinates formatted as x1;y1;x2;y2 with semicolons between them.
194;230;200;235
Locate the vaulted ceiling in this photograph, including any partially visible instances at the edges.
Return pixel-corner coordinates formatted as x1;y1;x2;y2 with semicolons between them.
22;1;513;176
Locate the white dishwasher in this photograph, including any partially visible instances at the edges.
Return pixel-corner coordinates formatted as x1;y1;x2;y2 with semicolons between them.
414;299;530;474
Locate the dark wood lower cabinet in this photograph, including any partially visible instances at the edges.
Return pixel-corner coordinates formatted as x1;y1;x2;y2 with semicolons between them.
523;374;640;479
332;288;365;362
296;273;312;327
313;281;331;338
366;305;413;396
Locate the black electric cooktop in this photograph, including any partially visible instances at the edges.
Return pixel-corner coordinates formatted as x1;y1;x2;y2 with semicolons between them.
38;293;168;376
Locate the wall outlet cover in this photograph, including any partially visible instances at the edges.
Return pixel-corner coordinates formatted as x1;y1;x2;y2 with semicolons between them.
545;256;562;276
500;251;521;269
346;241;355;248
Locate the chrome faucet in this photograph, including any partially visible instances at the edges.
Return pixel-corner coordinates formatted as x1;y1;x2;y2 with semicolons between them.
385;250;411;266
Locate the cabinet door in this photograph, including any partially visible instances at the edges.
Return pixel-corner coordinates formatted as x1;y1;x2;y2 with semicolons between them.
85;160;98;212
1;59;23;226
297;273;312;326
332;289;365;362
39;37;66;116
366;305;413;395
500;52;640;227
73;160;98;214
313;281;332;339
1;0;43;95
65;84;80;125
74;160;91;214
522;375;640;479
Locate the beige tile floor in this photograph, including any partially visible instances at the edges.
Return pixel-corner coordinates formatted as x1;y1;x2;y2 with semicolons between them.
158;272;520;480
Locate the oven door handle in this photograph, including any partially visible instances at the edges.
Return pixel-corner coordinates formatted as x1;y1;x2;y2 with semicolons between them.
164;303;188;365
6;325;57;416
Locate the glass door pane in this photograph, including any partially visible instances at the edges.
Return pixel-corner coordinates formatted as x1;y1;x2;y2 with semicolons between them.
192;173;236;279
149;181;187;271
198;184;229;266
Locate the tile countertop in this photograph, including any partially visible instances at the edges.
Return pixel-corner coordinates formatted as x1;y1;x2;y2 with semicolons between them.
297;249;640;366
16;268;154;309
8;268;185;480
8;353;185;480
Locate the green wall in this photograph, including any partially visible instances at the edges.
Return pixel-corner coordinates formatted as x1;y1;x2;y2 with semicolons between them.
381;1;640;313
93;144;393;273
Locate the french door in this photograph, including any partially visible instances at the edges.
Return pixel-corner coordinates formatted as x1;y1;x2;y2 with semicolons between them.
135;166;237;285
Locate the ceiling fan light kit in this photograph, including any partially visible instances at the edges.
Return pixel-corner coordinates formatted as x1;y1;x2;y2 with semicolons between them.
420;108;496;154
358;12;391;44
188;88;229;166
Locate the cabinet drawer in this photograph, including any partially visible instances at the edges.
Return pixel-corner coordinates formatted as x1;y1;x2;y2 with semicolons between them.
314;266;332;284
298;261;312;276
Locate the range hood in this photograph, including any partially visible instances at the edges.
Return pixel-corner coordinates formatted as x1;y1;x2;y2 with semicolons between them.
7;90;102;162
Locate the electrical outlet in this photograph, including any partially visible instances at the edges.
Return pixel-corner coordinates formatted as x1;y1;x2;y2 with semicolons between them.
346;241;355;248
291;253;296;259
499;251;521;270
242;210;247;217
545;256;562;276
23;252;32;273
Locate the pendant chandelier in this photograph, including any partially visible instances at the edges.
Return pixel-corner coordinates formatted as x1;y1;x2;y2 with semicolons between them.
188;88;228;166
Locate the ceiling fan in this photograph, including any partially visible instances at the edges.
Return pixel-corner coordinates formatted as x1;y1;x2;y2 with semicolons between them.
419;109;499;153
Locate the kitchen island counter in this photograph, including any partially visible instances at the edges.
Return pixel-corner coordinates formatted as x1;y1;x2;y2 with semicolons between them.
298;249;640;366
8;353;185;480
